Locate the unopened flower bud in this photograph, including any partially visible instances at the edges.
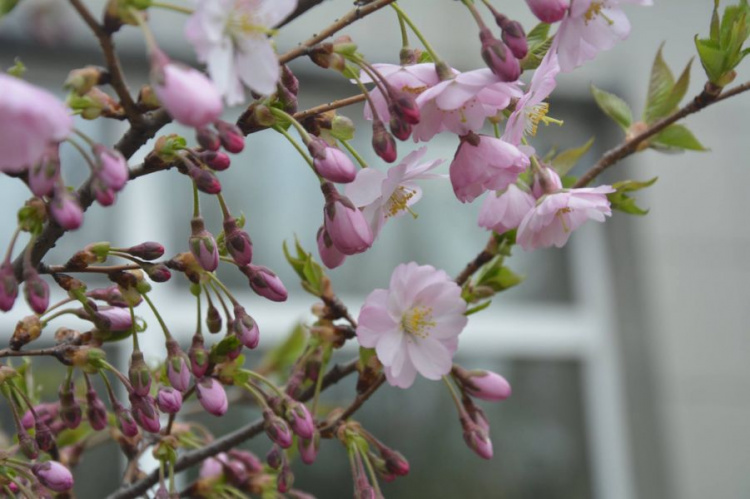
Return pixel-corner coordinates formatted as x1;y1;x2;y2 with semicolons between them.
196;126;221;151
157;386;183;414
129;393;161;433
59;381;82;429
372;120;397;163
322;183;374;255
277;463;294;493
381;448;410;476
189;217;219;272
233;305;260;349
500;19;528;59
87;284;130;307
215;120;245;153
266;444;283;469
316;226;346;269
201;150;232;171
280;65;299;95
0;262;18;312
206;301;222;333
188;333;210;378
29;146;60;197
299;431;320;465
461;417;493;459
389;112;412;141
223;217;253;266
307;138;357;183
241;264;288;302
49;187;83;230
89;306;133;332
188;165;222;194
64;66;104;96
196;378;228;416
86;388;109;431
19;428;39;459
129;350;152;397
114;401;139;437
390;91;420;125
525;0;569;24
143;263;172;282
228;449;263;473
166;338;192;392
285;400;314;439
480;29;521;82
32;461;74;492
35;420;55;451
93;145;129;192
125;242;165;261
10;315;42;350
263;409;293;448
22;403;58;430
462;369;512;401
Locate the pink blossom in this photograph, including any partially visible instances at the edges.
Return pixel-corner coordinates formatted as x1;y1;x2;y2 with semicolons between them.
526;0;569;23
502;51;560;146
532;167;563;198
361;63;443;123
346;147;444;237
478;184;536;234
449;133;529;203
413;69;522;142
185;0;298;105
0;74;72;173
356;262;468;388
151;50;223;128
322;184;374;255
308;138;357;183
517;186;615;250
555;0;652;72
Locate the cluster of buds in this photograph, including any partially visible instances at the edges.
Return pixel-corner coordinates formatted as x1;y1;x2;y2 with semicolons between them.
475;3;527;82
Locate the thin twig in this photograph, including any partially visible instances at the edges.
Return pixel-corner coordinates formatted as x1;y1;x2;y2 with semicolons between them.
294;94;367;121
320;374;386;437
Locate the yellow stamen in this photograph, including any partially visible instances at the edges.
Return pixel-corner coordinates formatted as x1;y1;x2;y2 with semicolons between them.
525;102;550;136
584;1;614;25
556;207;573;233
401;306;436;339
386;186;417;218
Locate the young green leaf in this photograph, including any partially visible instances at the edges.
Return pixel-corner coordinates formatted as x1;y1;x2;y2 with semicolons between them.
259;323;308;375
644;44;675;124
608;177;658;216
591;84;633;131
551;138;594;176
651;124;707;151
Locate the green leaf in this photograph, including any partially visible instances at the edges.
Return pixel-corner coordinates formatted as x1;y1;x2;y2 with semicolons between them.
521;36;554;71
694;37;725;84
259;324;308;375
590;84;632;131
661;58;693;116
283;237;326;297
551;138;594;176
209;335;242;364
475;259;524;294
608;177;658;216
651;124;707;151
710;0;721;42
417;51;434;63
465;300;492;316
0;0;20;17
57;426;93;447
644;44;675;123
340;62;360;81
7;58;25;77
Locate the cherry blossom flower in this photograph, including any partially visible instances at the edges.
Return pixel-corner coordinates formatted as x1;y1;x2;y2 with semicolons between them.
0;74;72;173
517;186;614;250
345;147;444;237
356;262;468;389
185;0;298;105
478;184;536;234
502;51;560;146
413;69;522;142
449;133;530;203
555;0;652;72
361;63;443;123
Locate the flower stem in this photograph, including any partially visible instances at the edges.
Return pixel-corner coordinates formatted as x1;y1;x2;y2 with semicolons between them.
141;292;172;340
192;181;200;218
207;274;239;307
390;3;443;65
269;107;312;143
242;382;270;408
460;0;486;28
396;9;409;48
3;227;21;264
340;140;368;168
149;1;193;15
216;193;231;219
273;125;318;176
311;344;331;416
442;375;465;413
243;370;285;398
129;303;140;351
66;137;98;171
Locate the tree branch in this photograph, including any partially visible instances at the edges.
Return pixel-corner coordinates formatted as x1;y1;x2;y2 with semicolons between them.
277;0;328;28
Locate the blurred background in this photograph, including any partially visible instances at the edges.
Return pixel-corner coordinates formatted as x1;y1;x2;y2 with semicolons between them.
1;0;749;498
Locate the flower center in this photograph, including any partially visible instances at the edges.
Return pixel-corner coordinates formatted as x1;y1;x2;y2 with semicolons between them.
524;102;550;136
401;306;436;339
228;3;277;39
584;2;614;25
386;186;418;218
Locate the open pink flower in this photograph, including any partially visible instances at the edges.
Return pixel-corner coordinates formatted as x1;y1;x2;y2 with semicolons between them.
413;69;522;142
361;63;443;123
0;74;72;173
517;186;614;250
555;0;652;72
450;133;529;203
478;184;536;234
345;147;444;237
356;262;468;389
185;0;298;105
502;51;560;146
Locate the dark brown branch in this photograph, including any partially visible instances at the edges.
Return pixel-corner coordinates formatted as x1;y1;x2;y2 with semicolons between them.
0;344;73;361
455;235;498;286
293;94;367;122
278;0;327;28
107;358;359;499
574;80;750;187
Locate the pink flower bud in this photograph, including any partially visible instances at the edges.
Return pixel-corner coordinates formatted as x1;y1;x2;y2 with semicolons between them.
22;402;58;430
228;449;263;473
201;150;231;171
196;378;228;416
199;455;225;479
126;242;165;260
151;50;223;128
189;217;219;272
241;264;288;302
322;184;374;255
93;306;133;331
86;388;108;431
382;448;410;476
92;179;117;206
129;351;152;397
525;0;569;23
233;305;260;349
501;20;528;59
59;381;82;429
464;370;512;401
215;120;245;153
157;386;183;414
277;465;294;493
166;338;192;393
87;285;130;307
19;428;39;459
316;226;346;269
114;401;139;437
93;145;129;192
144;263;172;282
23;269;49;314
49;188;83;230
189;333;209;378
299;432;320;465
129;393;161;433
389;113;412;141
188;166;222;194
34;420;55;451
266;445;284;469
285;401;315;439
308;138;357;183
462;419;493;459
531;166;563;198
263;409;293;448
391;91;420;125
224;217;253;266
480;29;521;82
197;126;221;151
206;301;222;333
29;146;60;197
372;120;397;163
32;461;74;492
0;261;19;312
